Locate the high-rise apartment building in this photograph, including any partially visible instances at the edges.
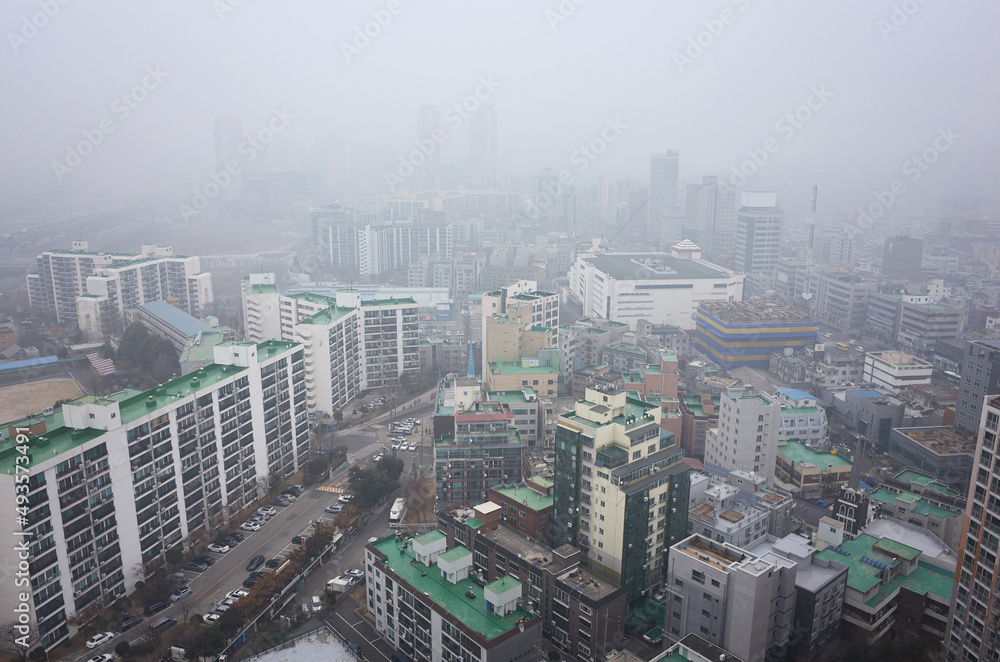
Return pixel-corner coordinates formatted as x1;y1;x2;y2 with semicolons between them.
481;280;559;376
0;340;307;653
649;151;680;246
813;229;854;267
552;388;690;600
684;175;740;256
703;386;781;484
815;269;870;333
27;242;213;336
955;340;1000;434
735;192;783;276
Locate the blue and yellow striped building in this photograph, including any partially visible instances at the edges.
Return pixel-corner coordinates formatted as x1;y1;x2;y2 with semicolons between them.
694;301;818;369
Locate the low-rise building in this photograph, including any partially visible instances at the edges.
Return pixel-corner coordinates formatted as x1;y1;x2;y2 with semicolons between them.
774;439;852;500
487;476;554;541
887;426;975;494
862;351;933;392
867;488;962;551
774;388;828;445
486;353;560;398
365;532;542;662
680;394;719;460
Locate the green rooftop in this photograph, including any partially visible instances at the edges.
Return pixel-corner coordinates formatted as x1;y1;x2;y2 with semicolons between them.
466;518;485;529
895;469;934;486
869;489;958;521
485;575;522;594
370;535;530;640
414;530;446;545
491;484;553;511
681;394;720;418
778;440;852;468
873;538;921;561
529;475;553;489
815;534;954;599
296;305;355;327
439;546;473;563
489;360;559;375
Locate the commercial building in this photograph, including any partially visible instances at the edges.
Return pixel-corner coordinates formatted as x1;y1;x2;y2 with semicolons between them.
862;351;933;392
568;245;743;331
881;236;924;281
774;388;828;445
896;300;962;353
833;388;905;449
487;388;551;448
434;401;523;506
693;301;819;370
558;317;630;375
487;476;554;541
649;151;681;246
437;505;627;660
365;532;541;662
886;427;975;494
815;270;870;333
703;386;782;484
735;192;783;277
0;340;307;652
27;242;213;337
553;388;691;600
813;229;854;268
944;396;1000;661
420;339;470;379
664;534;796;662
680;394;720;460
774;439;852;500
954;339;1000;434
865;291;904;342
684;175;741;257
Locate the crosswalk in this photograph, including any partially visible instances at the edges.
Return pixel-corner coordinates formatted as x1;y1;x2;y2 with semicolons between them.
351;429;378;438
348;441;383;461
317;485;346;493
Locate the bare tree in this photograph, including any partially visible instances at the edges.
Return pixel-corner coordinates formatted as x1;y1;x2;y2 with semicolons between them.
0;622;40;662
176;595;196;623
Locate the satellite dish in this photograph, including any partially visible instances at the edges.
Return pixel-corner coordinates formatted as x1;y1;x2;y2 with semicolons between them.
802;293;813;300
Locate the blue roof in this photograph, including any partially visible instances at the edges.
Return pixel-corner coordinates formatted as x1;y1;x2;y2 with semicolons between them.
0;355;58;373
139;301;218;338
776;387;815;401
850;389;884;399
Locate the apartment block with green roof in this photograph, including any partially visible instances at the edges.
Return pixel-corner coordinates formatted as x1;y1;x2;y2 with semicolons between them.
0;340;307;654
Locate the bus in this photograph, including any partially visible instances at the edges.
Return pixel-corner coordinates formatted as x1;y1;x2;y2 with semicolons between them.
389;497;407;529
836;342;849;352
943;370;961;385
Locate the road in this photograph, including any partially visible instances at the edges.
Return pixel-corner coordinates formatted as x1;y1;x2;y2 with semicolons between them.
70;419;433;662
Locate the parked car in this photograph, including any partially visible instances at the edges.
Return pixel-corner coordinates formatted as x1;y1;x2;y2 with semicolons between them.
292;536;307;545
390;442;400;451
170;586;192;602
249;571;265;579
338;494;354;502
117;616;144;632
207;543;230;554
265;558;283;568
407;442;418;452
194;555;216;566
652;588;667;603
170;572;188;583
326;503;343;514
270;497;290;507
242;577;259;589
258;506;276;516
87;655;114;662
144;600;171;616
312;595;323;612
246;555;265;571
226;589;249;601
85;632;115;649
183;561;208;573
150;616;177;633
344;568;364;578
203;613;221;624
241;521;261;532
227;531;245;541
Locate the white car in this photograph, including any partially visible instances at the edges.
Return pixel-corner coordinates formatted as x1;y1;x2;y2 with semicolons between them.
391;442;400;450
408;442;418;452
226;589;249;601
338;494;353;503
85;632;115;649
208;543;230;553
344;568;365;578
312;595;323;612
203;613;221;624
241;521;261;532
258;506;276;516
87;655;114;662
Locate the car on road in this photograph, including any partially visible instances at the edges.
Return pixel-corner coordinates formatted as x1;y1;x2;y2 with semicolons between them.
208;543;230;554
338;494;354;503
87;655;114;662
258;506;276;516
408;442;417;452
240;521;261;532
170;587;192;602
265;558;283;568
144;600;171;616
242;577;259;589
203;613;221;624
344;568;364;578
326;503;343;514
333;574;360;588
246;555;265;571
312;595;323;612
391;442;400;450
183;561;208;573
117;616;144;632
151;616;177;633
85;632;115;649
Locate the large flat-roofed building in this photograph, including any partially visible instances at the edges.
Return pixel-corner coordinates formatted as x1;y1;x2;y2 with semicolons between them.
774;388;828;445
867;488;962;550
485;353;560;398
694;301;819;370
862;351;933;392
134;300;220;352
0;340;307;653
774;439;852;500
487;476;554;540
815;269;871;333
365;532;541;662
887;426;975;493
704;386;782;484
568;244;743;331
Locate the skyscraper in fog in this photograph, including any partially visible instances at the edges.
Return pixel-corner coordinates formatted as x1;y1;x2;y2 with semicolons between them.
214;116;243;198
648;151;680;246
313;134;346;197
684;175;740;256
735;191;783;275
881;236;924;281
470;104;498;180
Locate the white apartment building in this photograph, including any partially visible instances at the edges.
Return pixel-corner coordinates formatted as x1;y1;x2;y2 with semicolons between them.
774;388;828;445
862;351;933;392
704;387;781;484
482;280;559;373
735;192;783;277
568;243;743;331
313;216;454;279
27;242;213;337
0;340;307;653
665;534;797;662
242;275;419;411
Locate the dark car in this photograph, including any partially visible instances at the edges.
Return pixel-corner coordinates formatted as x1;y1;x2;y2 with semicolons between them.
117;616;143;633
227;531;245;542
219;536;238;547
150;617;177;634
143;600;170;616
265;558;283;568
242;577;259;589
246;555;265;571
183;561;208;573
291;536;307;545
248;571;265;579
194;555;216;566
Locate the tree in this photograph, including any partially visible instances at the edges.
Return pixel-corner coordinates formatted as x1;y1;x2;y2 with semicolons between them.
176;595;196;623
165;546;184;567
115;640;131;657
333;505;359;530
0;623;40;662
348;458;405;509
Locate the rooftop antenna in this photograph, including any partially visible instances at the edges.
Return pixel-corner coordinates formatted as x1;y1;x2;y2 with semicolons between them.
801;185;818;307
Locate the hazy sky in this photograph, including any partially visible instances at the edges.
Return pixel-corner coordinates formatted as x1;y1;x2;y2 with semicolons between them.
2;0;997;211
